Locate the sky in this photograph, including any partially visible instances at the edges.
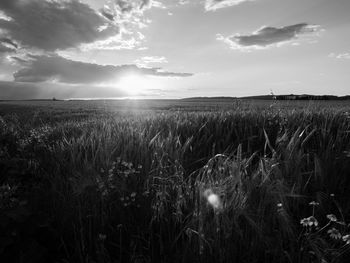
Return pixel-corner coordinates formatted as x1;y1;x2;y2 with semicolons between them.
0;0;350;99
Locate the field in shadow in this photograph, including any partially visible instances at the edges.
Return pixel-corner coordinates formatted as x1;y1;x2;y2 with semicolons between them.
1;99;350;263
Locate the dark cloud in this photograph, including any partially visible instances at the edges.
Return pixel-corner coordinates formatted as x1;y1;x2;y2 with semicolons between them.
0;81;130;100
0;38;17;49
218;23;321;50
13;55;193;84
0;43;14;53
0;0;17;10
0;0;119;51
0;38;17;53
0;81;40;100
235;24;317;46
8;56;27;64
101;9;115;21
140;0;152;10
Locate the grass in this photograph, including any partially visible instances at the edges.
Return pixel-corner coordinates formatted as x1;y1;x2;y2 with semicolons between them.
0;99;350;263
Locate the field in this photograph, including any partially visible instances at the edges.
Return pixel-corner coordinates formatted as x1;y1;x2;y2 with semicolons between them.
1;99;350;263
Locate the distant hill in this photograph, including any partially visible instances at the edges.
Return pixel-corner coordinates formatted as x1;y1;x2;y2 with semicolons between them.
181;96;238;102
182;95;350;101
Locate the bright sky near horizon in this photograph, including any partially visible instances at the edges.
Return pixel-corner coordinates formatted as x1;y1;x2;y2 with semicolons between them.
0;0;349;99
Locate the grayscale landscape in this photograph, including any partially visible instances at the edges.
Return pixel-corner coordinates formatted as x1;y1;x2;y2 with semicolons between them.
0;0;350;262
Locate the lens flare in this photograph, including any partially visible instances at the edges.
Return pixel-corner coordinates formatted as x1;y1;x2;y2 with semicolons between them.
203;189;222;210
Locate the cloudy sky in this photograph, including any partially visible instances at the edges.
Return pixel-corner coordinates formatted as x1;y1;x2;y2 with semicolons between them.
0;0;349;99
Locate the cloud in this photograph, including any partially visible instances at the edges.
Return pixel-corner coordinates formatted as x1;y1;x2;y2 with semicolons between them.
0;0;119;52
329;52;350;59
13;55;193;84
96;0;166;50
80;33;145;51
0;81;41;100
0;39;16;53
114;0;152;14
217;23;321;50
101;0;165;25
0;80;132;100
0;38;18;58
135;56;168;67
178;0;190;5
205;0;252;11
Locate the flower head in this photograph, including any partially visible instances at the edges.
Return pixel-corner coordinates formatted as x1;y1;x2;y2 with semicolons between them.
308;216;319;227
328;228;341;240
300;218;309;227
98;233;107;241
300;216;319;227
327;214;337;222
342;235;350;245
309;201;320;206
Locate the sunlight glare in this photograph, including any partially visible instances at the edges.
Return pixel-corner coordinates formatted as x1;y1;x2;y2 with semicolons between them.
117;74;161;96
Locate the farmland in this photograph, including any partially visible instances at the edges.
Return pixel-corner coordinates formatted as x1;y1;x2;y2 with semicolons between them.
0;99;350;263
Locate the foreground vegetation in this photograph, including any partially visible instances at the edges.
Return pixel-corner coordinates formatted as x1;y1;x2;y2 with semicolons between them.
0;100;350;263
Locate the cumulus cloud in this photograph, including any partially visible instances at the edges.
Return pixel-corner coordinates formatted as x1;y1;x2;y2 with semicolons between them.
217;23;321;50
101;0;164;25
0;0;119;52
113;0;152;14
97;0;166;50
13;55;193;84
205;0;252;11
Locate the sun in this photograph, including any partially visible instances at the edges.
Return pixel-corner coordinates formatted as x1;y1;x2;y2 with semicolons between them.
117;74;145;96
117;73;164;97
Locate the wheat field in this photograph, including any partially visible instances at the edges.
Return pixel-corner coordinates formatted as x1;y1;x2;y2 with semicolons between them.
0;99;350;263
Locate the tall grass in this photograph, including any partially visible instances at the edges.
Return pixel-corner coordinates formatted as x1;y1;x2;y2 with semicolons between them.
0;102;350;262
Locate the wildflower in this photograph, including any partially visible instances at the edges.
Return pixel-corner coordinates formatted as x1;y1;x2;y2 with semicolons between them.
277;203;283;208
309;201;320;206
308;216;319;227
300;218;309;227
98;233;107;241
328;228;342;240
203;189;222;210
327;214;337;222
300;216;319;227
130;192;137;198
342;235;350;245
